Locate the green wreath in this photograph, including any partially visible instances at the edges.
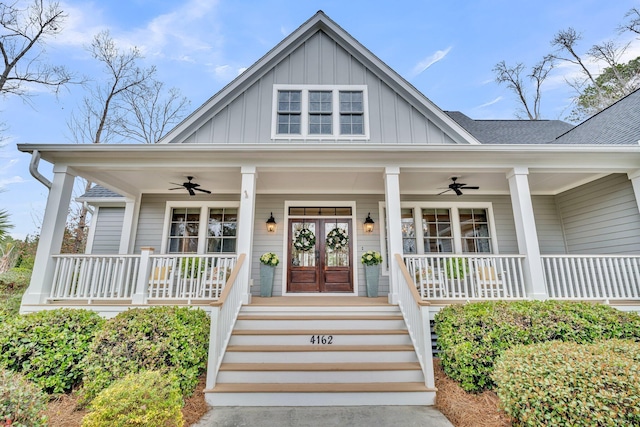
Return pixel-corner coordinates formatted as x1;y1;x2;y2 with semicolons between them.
326;227;349;251
293;228;316;252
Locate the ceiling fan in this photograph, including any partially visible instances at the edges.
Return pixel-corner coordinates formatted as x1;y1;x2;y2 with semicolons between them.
169;176;212;196
438;177;479;196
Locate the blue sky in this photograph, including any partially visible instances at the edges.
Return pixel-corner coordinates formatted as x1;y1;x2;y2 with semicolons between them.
2;0;640;239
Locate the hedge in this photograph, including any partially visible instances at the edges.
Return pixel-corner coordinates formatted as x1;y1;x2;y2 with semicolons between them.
0;308;105;394
80;306;209;405
0;368;48;427
434;300;640;392
82;370;183;427
493;339;640;426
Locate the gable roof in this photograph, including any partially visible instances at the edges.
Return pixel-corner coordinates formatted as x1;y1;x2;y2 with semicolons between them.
158;10;479;145
554;88;640;145
446;111;574;144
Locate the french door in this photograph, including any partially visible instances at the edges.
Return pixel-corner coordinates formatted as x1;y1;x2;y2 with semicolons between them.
287;218;353;293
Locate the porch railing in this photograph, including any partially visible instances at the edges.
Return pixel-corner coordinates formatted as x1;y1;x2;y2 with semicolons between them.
206;253;246;390
148;254;237;303
542;255;640;300
403;254;527;300
50;255;140;302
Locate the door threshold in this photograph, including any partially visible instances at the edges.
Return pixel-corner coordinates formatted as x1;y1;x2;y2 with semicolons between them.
249;296;391;306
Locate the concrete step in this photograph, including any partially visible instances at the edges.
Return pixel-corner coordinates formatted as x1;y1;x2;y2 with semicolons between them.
222;345;418;363
234;316;406;331
229;329;412;346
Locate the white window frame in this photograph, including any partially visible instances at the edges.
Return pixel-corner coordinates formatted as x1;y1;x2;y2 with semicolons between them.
271;84;369;140
160;201;241;254
377;201;499;275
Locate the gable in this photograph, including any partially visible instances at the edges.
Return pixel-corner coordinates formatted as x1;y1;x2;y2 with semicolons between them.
164;12;477;146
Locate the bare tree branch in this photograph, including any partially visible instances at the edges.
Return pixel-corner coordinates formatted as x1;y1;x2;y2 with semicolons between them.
619;7;640;35
0;0;75;98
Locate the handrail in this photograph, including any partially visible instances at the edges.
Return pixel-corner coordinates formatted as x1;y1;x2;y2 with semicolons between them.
211;253;246;307
395;253;430;307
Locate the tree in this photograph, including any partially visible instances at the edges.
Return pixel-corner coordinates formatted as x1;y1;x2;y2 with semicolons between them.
0;208;12;242
0;0;73;98
620;7;640;35
66;31;189;252
493;55;554;120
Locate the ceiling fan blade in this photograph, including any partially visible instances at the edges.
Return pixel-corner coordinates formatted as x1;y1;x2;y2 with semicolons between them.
187;188;196;196
437;189;452;195
169;182;185;187
462;186;479;190
194;188;212;194
453;188;463;196
168;187;184;190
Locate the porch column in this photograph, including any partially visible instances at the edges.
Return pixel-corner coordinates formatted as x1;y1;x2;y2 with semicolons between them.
21;166;75;306
119;197;139;254
384;166;403;304
627;170;640;215
506;167;547;299
237;166;257;304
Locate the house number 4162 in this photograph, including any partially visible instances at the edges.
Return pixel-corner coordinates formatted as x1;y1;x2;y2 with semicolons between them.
310;335;333;344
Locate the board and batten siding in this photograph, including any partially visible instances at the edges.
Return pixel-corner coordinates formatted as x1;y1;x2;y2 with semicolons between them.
90;207;124;254
252;194;388;297
555;174;640;254
180;30;457;145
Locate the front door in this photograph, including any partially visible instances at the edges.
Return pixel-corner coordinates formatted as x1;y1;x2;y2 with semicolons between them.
287;219;353;293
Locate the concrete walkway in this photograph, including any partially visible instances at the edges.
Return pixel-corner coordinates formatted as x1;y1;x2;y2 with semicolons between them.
192;406;454;427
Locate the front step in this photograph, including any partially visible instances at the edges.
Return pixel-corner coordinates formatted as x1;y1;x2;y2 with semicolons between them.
205;302;436;406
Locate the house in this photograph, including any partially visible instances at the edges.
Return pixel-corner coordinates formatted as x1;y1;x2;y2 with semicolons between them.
17;11;640;406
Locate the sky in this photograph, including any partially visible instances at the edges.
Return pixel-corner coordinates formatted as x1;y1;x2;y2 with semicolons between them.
1;0;640;239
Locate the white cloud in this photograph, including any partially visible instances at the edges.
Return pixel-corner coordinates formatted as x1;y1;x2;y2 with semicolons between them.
475;96;503;109
0;176;26;188
410;47;452;77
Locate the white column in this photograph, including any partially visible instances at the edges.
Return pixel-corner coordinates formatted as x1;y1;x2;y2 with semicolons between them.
132;246;154;304
627;170;640;215
119;197;139;254
384;167;403;304
237;166;257;304
21;166;75;306
507;167;547;299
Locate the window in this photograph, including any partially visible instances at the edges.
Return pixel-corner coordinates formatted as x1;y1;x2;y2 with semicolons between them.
273;85;368;139
162;203;239;254
309;91;332;135
277;90;301;134
378;202;498;273
340;91;364;135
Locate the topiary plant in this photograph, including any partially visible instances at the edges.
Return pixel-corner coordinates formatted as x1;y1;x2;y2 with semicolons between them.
82;370;183;427
79;306;209;405
0;368;48;427
0;308;105;394
493;339;640;426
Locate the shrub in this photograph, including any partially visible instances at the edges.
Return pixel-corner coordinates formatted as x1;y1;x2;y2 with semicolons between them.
0;269;31;321
0;269;31;291
0;368;48;427
80;306;209;405
82;370;183;427
0;308;105;394
493;339;640;426
434;300;640;392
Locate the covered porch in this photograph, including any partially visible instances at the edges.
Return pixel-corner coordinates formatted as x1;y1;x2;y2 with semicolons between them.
17;143;640;313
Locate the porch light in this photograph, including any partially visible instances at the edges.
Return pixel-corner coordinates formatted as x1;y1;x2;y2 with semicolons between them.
363;213;375;233
266;212;277;233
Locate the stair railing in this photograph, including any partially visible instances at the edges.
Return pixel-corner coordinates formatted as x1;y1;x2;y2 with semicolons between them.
394;253;435;390
205;253;246;390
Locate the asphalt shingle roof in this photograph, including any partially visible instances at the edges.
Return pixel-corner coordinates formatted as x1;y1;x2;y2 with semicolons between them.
81;186;122;198
553;88;640;145
445;111;574;144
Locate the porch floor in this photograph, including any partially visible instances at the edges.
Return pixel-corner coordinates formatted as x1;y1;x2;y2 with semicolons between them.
249;296;392;307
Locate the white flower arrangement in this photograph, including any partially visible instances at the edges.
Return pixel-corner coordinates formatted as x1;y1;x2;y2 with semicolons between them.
325;227;349;251
361;250;383;266
293;228;316;252
259;252;279;266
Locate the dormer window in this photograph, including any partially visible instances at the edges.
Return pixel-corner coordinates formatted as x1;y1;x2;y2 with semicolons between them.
272;85;368;140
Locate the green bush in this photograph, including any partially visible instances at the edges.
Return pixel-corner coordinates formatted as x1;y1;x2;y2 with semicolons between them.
82;370;183;427
0;308;105;394
0;269;31;291
493;339;640;426
434;300;640;392
80;306;209;405
0;368;48;427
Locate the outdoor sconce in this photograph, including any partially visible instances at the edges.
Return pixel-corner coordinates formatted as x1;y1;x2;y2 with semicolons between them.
266;212;277;233
363;213;375;233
